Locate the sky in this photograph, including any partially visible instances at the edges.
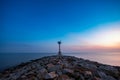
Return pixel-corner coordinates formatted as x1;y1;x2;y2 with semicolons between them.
0;0;120;53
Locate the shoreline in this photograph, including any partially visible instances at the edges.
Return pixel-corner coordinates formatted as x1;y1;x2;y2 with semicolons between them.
0;55;120;80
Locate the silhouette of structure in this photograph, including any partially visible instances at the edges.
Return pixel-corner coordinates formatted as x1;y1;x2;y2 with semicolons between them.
58;41;62;58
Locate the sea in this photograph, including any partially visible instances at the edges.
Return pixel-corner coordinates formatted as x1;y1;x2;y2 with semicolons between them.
0;52;120;71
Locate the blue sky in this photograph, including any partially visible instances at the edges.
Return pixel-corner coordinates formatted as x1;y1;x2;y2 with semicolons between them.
1;0;120;53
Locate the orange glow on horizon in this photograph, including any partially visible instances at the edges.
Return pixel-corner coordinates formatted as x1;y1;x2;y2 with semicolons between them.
91;29;120;48
64;22;120;52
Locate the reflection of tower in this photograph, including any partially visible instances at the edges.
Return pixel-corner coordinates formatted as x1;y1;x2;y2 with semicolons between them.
58;41;62;58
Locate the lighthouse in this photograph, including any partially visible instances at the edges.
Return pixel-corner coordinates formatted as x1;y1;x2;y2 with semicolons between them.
57;41;62;58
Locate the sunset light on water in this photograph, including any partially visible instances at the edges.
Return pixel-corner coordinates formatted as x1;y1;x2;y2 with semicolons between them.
0;0;120;71
1;0;120;79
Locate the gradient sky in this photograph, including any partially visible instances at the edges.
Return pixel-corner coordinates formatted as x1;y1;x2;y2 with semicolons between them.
0;0;120;53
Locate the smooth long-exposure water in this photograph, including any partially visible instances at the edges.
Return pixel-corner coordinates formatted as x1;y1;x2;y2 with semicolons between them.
0;52;120;71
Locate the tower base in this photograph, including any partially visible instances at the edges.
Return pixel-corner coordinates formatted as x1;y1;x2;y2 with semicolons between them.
58;51;62;59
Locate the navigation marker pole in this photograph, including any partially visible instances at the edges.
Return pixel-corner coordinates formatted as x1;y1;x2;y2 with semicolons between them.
58;41;62;59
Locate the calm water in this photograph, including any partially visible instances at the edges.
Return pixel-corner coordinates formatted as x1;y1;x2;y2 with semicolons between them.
0;52;120;71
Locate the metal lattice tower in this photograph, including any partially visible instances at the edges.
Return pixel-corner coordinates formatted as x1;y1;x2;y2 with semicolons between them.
57;41;62;58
